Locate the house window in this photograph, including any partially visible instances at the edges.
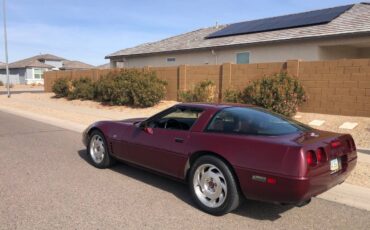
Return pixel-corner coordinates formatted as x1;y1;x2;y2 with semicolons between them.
167;57;176;63
33;68;44;79
236;52;250;64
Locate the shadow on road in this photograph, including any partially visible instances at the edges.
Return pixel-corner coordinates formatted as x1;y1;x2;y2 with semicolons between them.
78;149;294;220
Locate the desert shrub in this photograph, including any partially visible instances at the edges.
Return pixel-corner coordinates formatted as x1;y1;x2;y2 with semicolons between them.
240;73;306;117
0;80;3;86
68;78;95;100
179;80;217;103
94;74;116;103
223;88;241;103
94;69;167;107
52;78;70;98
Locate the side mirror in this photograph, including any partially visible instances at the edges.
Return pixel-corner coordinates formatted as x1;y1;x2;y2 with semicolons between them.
139;122;153;135
144;127;154;135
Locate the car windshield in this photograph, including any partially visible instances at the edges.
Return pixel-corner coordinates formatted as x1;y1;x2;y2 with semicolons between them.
206;107;312;136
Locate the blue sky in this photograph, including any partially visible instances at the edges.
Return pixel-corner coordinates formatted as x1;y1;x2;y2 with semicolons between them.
0;0;362;65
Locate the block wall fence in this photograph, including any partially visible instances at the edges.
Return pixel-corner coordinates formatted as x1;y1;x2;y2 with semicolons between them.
44;59;370;116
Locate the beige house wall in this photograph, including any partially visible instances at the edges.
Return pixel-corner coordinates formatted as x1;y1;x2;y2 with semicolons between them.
113;36;370;68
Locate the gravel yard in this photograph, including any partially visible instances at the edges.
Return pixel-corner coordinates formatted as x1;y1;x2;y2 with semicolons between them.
0;90;369;189
294;112;370;149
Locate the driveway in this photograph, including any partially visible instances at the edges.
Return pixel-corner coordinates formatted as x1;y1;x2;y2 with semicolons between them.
0;111;369;229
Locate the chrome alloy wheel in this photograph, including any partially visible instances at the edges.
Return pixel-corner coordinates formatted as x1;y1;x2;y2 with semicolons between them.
193;164;227;208
89;134;105;164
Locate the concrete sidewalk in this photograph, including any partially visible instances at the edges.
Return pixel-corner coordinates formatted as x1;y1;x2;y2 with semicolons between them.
1;105;370;212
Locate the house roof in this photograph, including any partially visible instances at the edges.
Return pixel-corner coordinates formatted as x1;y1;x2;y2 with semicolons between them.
60;60;95;70
97;63;111;69
0;54;94;70
35;54;65;61
0;54;64;69
106;3;370;58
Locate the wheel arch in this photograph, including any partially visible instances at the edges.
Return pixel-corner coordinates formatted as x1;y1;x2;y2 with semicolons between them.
87;127;102;137
185;151;241;188
86;127;113;153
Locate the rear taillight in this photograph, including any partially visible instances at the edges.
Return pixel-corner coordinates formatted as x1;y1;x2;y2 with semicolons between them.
316;148;326;162
306;150;317;166
331;140;342;148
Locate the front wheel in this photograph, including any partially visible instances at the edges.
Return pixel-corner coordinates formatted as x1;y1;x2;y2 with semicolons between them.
87;130;114;168
189;155;241;216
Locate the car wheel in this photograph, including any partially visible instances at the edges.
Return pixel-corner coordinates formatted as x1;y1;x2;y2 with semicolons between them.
189;155;240;216
87;130;114;168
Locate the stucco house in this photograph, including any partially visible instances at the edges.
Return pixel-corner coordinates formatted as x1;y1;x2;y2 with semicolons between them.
0;54;94;85
106;3;370;68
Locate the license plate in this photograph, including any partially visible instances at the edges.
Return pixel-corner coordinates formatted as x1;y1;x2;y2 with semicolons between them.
330;158;341;173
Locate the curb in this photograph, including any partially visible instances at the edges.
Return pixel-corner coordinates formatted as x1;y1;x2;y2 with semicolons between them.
0;106;87;133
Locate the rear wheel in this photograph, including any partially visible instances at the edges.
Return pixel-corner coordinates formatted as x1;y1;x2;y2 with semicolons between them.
87;130;114;168
189;155;240;216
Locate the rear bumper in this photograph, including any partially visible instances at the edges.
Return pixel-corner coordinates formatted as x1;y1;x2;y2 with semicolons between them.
236;157;357;204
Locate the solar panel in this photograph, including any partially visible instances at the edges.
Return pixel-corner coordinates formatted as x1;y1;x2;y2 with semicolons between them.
206;4;354;39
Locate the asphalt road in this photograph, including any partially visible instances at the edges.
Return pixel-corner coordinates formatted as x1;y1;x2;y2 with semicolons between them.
0;111;369;230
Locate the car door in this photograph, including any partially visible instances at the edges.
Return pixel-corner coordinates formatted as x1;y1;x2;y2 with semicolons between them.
124;107;203;178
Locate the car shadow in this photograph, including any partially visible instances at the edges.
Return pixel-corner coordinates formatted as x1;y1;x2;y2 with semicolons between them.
78;149;294;220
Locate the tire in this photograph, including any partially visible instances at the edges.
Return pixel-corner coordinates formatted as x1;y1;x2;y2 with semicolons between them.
188;155;241;216
87;130;114;168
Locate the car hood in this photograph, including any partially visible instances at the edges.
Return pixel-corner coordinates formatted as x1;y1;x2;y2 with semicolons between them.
119;117;148;124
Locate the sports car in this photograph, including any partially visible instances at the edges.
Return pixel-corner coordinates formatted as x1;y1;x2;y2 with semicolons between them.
82;103;357;215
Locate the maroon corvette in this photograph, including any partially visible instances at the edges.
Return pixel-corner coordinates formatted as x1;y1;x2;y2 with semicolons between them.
82;103;357;215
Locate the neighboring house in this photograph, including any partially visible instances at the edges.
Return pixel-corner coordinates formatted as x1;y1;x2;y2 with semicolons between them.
106;3;370;68
97;63;111;69
0;54;95;84
59;60;95;70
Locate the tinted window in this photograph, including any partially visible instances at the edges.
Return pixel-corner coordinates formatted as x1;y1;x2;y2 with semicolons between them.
148;107;203;131
206;107;311;136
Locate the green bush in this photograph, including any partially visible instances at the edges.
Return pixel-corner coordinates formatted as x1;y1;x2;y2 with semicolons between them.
52;78;70;98
68;78;95;100
94;69;167;107
223;88;241;103
0;80;3;86
179;80;217;103
240;73;306;117
94;74;116;103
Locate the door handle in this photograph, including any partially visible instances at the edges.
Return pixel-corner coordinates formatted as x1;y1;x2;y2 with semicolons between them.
174;137;184;143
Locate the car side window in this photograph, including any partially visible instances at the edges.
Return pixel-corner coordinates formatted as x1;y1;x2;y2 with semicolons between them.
206;110;238;133
206;107;309;136
147;107;203;131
